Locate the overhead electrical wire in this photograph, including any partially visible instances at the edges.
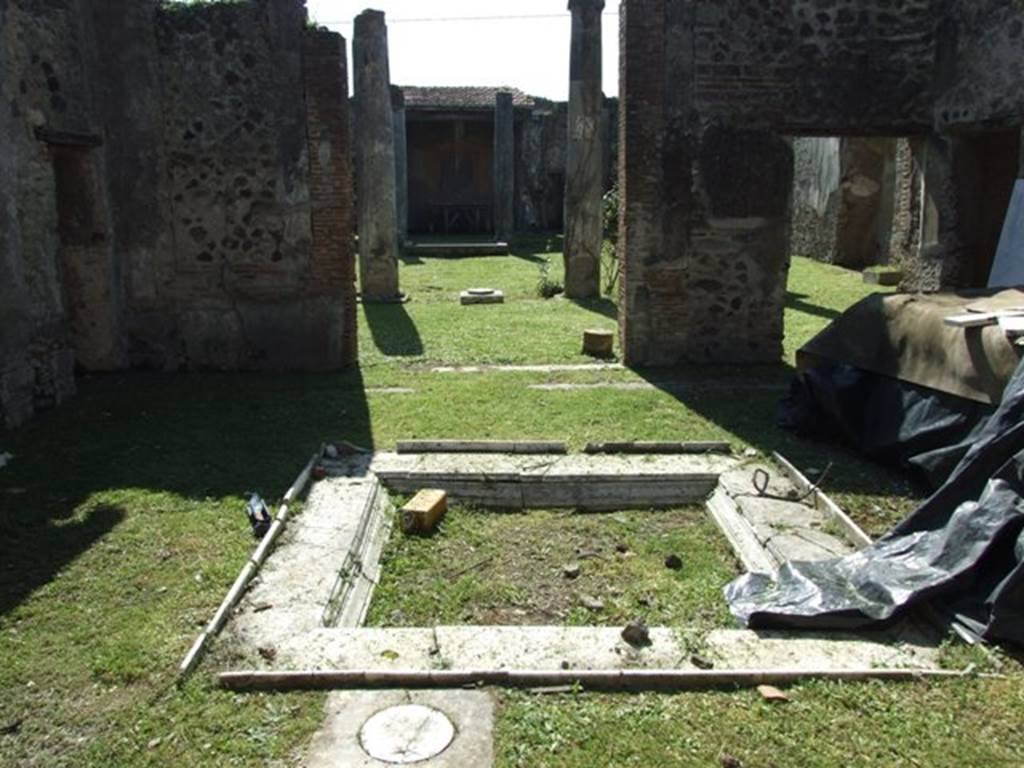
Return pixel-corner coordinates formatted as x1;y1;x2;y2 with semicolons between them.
318;11;619;25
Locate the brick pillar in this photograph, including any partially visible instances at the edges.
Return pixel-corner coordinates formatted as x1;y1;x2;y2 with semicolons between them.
494;91;515;241
564;0;605;299
353;9;400;301
619;0;667;366
391;85;408;242
620;0;790;366
304;29;357;366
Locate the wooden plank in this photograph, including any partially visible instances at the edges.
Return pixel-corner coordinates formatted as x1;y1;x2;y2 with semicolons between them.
219;667;976;693
584;441;731;455
943;312;998;328
178;447;321;678
395;440;567;455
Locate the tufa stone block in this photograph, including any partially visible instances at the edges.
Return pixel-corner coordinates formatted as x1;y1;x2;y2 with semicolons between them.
401;489;448;534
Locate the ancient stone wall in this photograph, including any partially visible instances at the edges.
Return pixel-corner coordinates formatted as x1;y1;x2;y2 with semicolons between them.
516;100;568;232
147;0;353;369
515;97;617;233
0;0;95;427
890;138;924;269
618;0;1021;366
687;0;942;135
792;137;923;270
937;0;1024;131
791;138;841;262
1;0;356;428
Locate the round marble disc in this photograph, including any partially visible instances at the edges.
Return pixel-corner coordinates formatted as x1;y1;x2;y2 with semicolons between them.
359;704;456;764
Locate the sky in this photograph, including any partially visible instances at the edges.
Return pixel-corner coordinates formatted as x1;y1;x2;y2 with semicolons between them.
305;1;620;101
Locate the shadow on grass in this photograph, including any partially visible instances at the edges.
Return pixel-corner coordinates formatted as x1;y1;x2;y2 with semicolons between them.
0;367;376;616
0;504;123;617
363;302;424;357
787;290;842;321
510;233;563;264
631;361;914;508
570;296;618;320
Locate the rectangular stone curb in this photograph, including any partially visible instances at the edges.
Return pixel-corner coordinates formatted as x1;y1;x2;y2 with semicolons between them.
772;452;873;548
706;487;779;574
396;440;568;455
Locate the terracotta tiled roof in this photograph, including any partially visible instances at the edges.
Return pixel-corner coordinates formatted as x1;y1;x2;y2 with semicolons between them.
399;86;536;110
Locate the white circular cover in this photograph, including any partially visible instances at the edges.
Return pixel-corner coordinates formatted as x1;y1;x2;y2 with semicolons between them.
359;704;456;764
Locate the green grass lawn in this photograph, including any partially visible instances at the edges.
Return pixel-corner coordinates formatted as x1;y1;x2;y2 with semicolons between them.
1;241;1019;767
366;507;738;630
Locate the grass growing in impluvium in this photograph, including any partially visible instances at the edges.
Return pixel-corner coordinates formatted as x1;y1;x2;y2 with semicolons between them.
366;507;739;629
1;239;1019;767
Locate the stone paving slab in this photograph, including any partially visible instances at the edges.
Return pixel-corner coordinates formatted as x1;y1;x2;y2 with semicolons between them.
322;452;732;510
716;460;857;566
303;690;495;768
228;476;387;648
430;363;624;373
529;381;788;392
332;451;736;482
236;625;940;673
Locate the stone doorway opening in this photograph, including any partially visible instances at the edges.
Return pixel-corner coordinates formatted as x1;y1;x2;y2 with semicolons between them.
407;115;496;238
790;136;924;274
49;142;122;372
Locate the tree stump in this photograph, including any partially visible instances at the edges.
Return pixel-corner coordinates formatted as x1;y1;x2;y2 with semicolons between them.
582;329;614;358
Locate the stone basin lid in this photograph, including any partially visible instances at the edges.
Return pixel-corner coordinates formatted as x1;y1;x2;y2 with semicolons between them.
359;704;456;763
467;288;497;296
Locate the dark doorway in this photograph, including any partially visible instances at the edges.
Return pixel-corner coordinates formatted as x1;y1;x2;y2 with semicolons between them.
407;117;495;236
962;129;1021;287
51;145;120;370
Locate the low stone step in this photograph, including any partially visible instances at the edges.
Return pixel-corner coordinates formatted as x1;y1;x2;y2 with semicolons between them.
238;624;941;675
406;241;510;257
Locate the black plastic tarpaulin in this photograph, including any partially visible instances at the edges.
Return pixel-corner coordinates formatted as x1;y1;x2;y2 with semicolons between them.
727;359;1024;647
777;362;994;490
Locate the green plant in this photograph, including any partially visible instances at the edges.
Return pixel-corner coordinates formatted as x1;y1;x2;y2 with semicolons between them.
536;257;565;299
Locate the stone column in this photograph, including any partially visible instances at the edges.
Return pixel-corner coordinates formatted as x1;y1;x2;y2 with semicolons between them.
493;91;515;242
353;9;400;301
391;85;408;242
833;138;888;269
564;0;605;299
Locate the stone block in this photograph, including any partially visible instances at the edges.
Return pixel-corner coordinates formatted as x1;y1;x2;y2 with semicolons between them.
401;489;448;534
459;288;505;305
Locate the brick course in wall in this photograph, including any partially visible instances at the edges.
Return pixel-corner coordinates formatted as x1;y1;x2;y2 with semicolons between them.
304;29;358;366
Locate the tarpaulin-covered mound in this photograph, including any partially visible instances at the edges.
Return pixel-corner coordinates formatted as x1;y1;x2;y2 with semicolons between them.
728;358;1024;646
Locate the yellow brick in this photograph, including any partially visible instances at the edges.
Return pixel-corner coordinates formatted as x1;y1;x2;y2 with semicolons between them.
400;489;448;534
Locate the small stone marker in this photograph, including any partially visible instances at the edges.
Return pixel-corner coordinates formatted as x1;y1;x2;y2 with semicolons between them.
582;328;614;358
460;287;505;305
757;684;791;703
401;489;448;534
621;619;651;647
359;703;455;764
580;594;604;611
691;653;715;670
